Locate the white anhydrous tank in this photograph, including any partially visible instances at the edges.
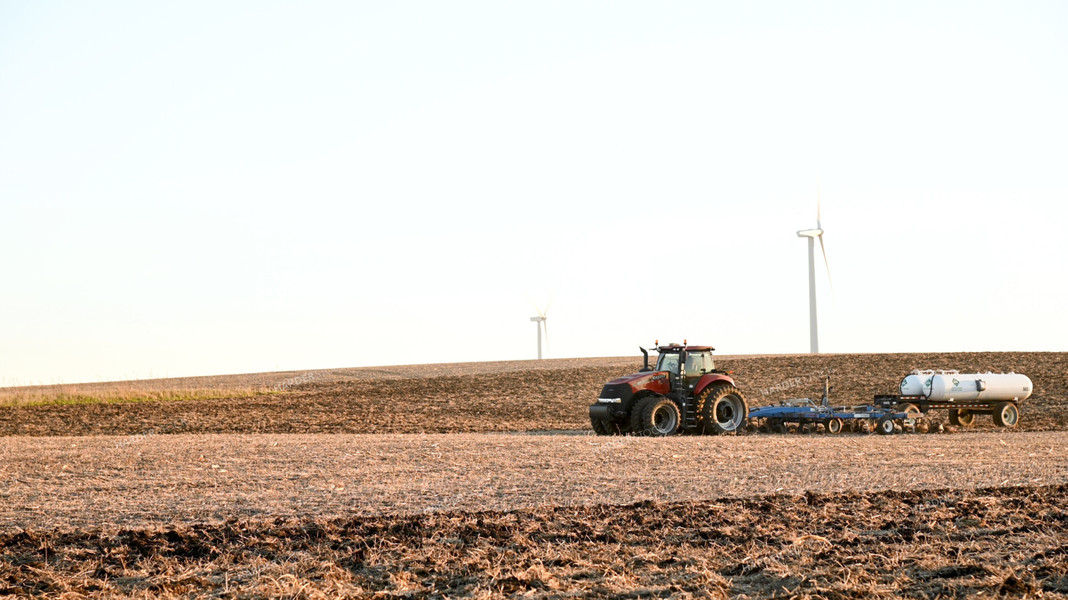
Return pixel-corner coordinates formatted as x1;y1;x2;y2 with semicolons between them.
899;370;1032;402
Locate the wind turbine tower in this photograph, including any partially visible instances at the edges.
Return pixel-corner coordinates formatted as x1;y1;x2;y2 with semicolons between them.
529;309;548;360
796;192;831;353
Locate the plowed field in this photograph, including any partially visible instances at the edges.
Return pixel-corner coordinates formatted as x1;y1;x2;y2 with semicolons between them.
1;353;1066;598
4;482;1067;598
1;352;1065;436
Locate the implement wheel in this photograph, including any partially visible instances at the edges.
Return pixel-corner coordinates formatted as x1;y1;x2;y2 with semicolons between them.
899;404;922;433
992;402;1019;428
631;397;680;436
697;386;749;435
876;416;897;435
949;409;975;427
826;418;844;435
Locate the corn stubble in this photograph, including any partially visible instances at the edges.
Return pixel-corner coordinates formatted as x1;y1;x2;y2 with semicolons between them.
1;484;1066;598
1;352;1066;598
0;351;1065;436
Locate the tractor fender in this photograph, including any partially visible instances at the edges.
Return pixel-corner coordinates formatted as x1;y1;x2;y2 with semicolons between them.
694;374;736;398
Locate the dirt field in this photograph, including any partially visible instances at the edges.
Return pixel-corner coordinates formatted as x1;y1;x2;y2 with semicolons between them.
3;431;1066;531
1;352;1064;436
3;481;1067;597
2;353;1066;598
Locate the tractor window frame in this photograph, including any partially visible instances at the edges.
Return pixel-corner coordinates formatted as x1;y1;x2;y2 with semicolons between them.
685;352;705;375
701;351;715;373
655;352;680;375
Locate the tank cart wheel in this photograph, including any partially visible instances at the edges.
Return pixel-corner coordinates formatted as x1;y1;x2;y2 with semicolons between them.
949;409;975;427
992;402;1019;428
900;404;922;433
826;418;844;435
698;386;749;435
876;415;897;435
631;397;680;436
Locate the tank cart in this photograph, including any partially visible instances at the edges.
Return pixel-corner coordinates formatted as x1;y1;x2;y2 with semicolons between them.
874;370;1032;428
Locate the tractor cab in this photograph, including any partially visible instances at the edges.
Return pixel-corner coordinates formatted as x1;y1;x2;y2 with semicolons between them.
653;344;718;390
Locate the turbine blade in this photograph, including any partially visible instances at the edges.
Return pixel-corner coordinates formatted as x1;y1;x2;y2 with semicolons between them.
818;233;833;293
816;181;822;230
528;299;549;319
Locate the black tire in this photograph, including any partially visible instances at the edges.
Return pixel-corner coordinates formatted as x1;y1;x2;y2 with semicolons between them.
697;385;749;435
827;418;843;434
768;418;786;434
876;415;897;435
591;417;612;436
630;396;680;436
992;402;1019;428
949;409;975;427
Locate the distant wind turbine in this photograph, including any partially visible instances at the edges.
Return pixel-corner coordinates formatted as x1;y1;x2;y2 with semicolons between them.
796;188;833;353
529;306;549;360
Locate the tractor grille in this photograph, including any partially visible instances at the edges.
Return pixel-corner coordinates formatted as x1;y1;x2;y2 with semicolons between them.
599;383;633;403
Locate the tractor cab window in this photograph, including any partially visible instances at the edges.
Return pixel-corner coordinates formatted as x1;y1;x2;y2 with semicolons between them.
685;353;703;375
687;351;715;374
656;353;680;375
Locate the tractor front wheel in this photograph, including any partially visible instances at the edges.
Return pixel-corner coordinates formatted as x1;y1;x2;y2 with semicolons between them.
631;397;680;436
698;386;749;435
591;418;612;436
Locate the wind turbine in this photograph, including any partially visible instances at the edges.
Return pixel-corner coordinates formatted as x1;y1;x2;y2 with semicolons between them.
796;188;832;354
529;306;548;360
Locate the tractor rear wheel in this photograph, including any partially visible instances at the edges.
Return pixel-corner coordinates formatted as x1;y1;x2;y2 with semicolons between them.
949;409;975;427
992;402;1019;428
697;385;749;435
631;396;680;436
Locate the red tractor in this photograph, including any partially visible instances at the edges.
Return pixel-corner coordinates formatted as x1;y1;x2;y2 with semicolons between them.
589;343;748;436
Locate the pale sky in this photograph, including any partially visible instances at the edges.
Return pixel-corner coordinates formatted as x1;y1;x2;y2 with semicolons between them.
2;1;1066;385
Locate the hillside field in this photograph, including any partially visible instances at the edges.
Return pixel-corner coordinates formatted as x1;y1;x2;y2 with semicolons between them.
1;351;1066;598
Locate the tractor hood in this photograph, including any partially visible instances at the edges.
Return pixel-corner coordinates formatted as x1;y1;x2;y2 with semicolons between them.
605;371;671;392
606;371;662;384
